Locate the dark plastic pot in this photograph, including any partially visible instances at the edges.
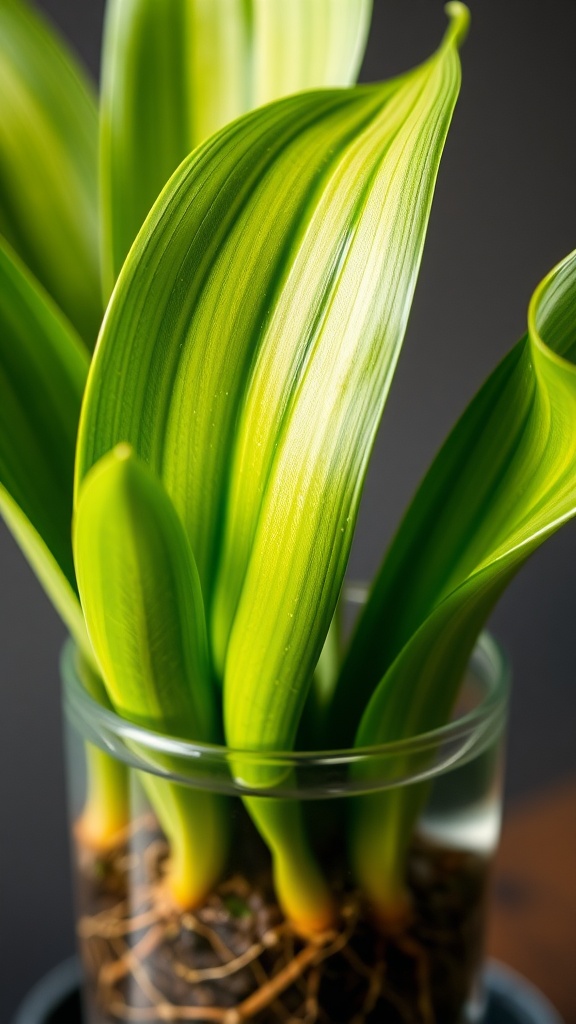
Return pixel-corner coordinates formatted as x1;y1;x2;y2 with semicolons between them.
11;959;564;1024
11;959;81;1024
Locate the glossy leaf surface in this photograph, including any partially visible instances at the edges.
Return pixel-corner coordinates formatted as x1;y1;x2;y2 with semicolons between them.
74;446;226;906
74;446;215;742
343;249;576;909
221;6;467;755
77;4;466;930
79;10;467;746
100;0;373;293
0;0;101;345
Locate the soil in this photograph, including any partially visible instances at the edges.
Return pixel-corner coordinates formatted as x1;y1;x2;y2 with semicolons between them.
74;816;489;1024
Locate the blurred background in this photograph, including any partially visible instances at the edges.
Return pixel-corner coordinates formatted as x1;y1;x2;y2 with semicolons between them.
1;0;575;1018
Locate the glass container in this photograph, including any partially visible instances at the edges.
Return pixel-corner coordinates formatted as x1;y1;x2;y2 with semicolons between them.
63;625;509;1024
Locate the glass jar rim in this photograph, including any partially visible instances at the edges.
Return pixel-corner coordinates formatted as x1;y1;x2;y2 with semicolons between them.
62;629;509;797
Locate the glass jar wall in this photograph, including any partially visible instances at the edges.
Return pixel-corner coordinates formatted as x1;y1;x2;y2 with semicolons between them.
62;631;509;1024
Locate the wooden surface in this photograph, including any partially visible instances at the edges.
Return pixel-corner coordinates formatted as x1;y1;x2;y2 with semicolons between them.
488;780;576;1023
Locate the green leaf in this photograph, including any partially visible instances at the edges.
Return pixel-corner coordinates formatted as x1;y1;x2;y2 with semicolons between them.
80;89;384;602
0;236;126;851
0;237;88;645
77;2;468;931
345;248;576;913
0;0;101;346
221;5;468;754
79;3;467;659
74;446;226;907
100;0;373;295
74;445;216;741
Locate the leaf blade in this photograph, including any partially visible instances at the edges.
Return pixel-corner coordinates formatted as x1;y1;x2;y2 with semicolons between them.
79;88;390;596
346;248;576;910
99;0;373;293
340;250;576;747
0;237;88;644
0;0;101;345
222;11;466;754
74;446;227;908
77;5;467;930
74;446;216;742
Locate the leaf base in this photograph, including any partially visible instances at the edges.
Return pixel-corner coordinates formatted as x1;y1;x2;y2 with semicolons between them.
73;815;491;1024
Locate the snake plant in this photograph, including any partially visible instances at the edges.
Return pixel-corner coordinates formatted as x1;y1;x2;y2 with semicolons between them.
2;0;576;934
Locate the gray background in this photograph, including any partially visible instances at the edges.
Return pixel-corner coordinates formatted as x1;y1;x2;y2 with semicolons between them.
1;0;575;1017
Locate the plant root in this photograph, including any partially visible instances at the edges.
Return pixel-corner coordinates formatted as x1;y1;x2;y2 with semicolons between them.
79;868;378;1024
75;821;489;1024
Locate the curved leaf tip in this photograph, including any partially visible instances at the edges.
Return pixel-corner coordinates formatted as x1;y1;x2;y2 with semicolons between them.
341;246;576;914
443;2;471;49
76;7;466;930
528;248;576;364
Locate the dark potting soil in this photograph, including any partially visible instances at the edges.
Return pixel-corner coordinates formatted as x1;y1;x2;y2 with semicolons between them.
74;817;489;1024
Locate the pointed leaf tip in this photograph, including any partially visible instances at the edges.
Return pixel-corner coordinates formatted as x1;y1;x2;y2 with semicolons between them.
113;442;134;464
74;445;215;743
443;2;470;49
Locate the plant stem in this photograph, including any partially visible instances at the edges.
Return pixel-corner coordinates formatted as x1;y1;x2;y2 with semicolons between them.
75;743;129;850
245;796;336;934
350;787;427;928
142;774;229;910
72;647;130;848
